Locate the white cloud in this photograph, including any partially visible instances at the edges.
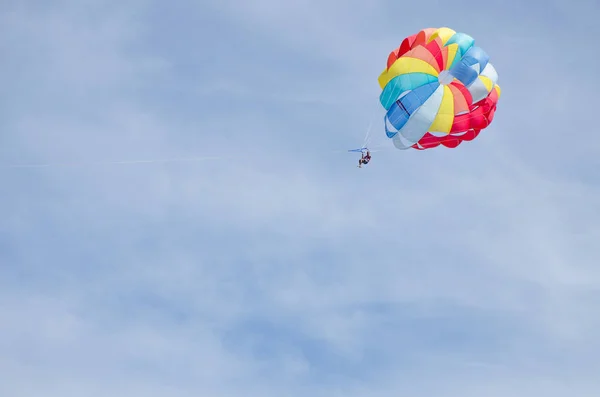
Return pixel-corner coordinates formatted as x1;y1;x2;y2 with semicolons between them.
1;0;599;396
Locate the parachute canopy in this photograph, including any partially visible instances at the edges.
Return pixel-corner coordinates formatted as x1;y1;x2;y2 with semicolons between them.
378;27;501;150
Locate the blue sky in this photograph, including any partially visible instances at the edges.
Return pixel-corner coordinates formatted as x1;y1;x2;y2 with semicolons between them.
1;0;600;396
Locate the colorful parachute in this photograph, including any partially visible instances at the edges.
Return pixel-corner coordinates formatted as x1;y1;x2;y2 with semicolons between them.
378;27;501;150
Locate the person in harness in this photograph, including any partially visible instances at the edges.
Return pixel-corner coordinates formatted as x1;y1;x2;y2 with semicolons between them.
358;150;371;168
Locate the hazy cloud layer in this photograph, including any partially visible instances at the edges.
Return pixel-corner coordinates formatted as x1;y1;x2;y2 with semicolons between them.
1;0;599;396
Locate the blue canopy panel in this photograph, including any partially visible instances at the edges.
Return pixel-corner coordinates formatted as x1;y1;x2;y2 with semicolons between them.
449;46;489;86
379;73;439;110
384;81;439;138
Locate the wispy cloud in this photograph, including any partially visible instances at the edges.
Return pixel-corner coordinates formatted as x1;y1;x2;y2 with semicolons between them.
1;0;599;396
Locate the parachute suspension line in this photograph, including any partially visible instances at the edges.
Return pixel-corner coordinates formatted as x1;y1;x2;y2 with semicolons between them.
360;115;393;153
347;113;395;153
362;120;372;150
